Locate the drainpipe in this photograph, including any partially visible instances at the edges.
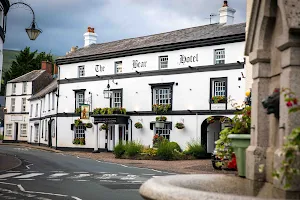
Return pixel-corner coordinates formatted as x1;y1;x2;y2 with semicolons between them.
196;113;198;140
55;66;60;150
129;118;132;141
39;98;42;146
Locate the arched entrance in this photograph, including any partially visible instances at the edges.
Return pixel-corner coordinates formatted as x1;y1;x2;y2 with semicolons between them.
201;116;231;154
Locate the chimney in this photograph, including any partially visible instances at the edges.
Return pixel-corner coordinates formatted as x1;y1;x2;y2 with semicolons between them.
83;27;98;47
219;1;236;25
41;60;52;75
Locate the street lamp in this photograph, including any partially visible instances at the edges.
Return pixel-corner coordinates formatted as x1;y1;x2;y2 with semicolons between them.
10;2;42;40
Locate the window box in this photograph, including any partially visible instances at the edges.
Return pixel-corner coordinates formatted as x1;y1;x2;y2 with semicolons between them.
73;138;85;145
155;121;165;128
211;96;226;103
211;103;226;110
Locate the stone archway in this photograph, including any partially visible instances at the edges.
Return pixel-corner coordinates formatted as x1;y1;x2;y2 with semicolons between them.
200;116;232;154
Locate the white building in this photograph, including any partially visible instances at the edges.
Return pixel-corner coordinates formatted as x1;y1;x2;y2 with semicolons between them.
0;0;10;90
4;61;53;142
28;79;57;146
26;2;246;153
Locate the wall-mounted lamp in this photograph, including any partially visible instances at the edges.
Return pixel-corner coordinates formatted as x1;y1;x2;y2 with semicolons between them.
241;72;246;78
136;70;141;75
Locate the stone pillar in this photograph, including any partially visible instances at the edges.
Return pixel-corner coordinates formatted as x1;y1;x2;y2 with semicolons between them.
93;123;99;153
115;124;119;147
246;51;271;182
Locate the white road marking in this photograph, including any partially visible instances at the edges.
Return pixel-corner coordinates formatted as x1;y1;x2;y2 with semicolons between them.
48;173;69;178
119;172;129;175
99;180;116;182
0;179;6;181
18;179;35;181
25;164;33;169
127;180;143;183
50;171;64;173
68;174;91;179
121;175;137;180
0;173;22;179
73;172;88;174
14;173;44;179
74;180;89;182
96;174;117;180
27;171;38;172
71;196;83;200
142;174;155;176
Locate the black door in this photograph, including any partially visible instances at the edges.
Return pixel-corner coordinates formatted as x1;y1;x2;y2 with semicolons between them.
14;123;19;141
48;120;52;147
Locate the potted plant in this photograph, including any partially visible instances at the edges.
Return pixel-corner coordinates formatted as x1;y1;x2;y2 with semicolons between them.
155;116;167;128
74;118;82;127
73;138;85;145
85;123;93;128
227;104;251;177
112;107;121;114
211;96;226;103
134;122;143;129
175;122;184;129
120;107;126;114
153;104;170;128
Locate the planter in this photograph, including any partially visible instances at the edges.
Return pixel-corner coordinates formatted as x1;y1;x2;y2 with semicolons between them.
155;121;165;128
211;103;226;110
227;134;251;177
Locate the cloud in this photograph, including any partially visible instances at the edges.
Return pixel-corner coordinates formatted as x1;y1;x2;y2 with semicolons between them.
4;0;246;56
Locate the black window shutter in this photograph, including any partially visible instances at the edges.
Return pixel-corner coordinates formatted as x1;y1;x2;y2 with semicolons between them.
150;122;154;130
71;124;74;130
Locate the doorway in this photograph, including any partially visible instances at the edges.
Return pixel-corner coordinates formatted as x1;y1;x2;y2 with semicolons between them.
107;124;127;151
14;122;18;141
48;120;52;147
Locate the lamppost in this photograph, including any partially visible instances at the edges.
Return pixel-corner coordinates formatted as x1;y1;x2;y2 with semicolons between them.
9;2;42;40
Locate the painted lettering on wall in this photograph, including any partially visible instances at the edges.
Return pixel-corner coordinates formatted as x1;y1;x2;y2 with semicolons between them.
132;60;147;69
95;65;105;72
179;54;198;64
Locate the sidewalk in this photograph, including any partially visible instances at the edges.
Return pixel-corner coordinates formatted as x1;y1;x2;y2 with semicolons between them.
0;153;22;172
0;143;62;153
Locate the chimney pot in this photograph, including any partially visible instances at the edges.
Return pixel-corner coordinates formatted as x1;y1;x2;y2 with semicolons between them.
219;1;236;25
223;1;228;7
84;27;98;47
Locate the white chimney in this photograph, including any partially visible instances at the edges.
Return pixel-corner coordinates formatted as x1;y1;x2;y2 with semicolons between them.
83;27;98;47
219;1;236;25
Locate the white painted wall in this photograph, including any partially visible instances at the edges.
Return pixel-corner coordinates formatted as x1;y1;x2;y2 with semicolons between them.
59;42;245;79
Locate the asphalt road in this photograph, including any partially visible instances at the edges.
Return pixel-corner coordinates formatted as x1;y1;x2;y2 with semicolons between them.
0;145;176;200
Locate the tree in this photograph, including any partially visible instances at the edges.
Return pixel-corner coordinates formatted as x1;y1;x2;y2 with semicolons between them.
0;47;54;95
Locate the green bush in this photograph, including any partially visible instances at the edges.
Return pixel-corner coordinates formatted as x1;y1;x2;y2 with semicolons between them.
184;139;206;159
114;142;125;158
0;134;3;140
156;141;182;160
169;142;181;152
124;141;143;157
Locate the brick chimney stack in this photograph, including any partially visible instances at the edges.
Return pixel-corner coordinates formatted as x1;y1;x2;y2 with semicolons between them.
41;60;52;75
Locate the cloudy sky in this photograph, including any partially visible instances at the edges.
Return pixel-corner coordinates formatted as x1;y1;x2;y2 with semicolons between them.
4;0;246;56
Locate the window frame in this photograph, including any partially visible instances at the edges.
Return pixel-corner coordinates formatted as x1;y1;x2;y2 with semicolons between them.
21;98;26;112
78;65;85;77
115;61;123;74
34;125;39;142
74;90;85;110
11;98;15;112
155;123;171;141
35;103;39;117
30;104;33;117
74;125;85;139
5;124;12;136
214;48;225;65
110;89;123;108
159;56;168;69
149;82;174;110
209;77;228;109
20;124;27;137
22;82;27;94
12;83;16;95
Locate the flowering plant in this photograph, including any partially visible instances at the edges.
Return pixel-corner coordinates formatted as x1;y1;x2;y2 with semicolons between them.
85;123;93;128
74;118;82;127
211;96;226;103
152;104;171;114
73;138;85;145
134;122;143;129
156;116;167;121
207;116;215;124
153;134;165;148
175;122;185;129
100;123;108;131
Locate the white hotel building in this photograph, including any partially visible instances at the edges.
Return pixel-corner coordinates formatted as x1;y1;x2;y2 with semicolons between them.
29;2;247;153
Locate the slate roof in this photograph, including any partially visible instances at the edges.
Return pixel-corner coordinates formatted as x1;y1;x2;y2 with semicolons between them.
29;79;57;101
57;22;246;60
8;70;47;83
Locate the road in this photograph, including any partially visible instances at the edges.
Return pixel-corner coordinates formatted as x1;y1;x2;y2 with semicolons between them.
0;145;176;200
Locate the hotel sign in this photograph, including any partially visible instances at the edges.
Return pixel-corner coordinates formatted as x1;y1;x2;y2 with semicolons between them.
132;60;147;69
180;54;199;64
95;65;105;72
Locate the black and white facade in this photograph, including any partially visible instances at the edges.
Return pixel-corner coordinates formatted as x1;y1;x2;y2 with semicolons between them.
29;2;247;152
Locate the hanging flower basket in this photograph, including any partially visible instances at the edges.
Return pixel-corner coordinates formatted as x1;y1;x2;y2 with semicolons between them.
74;118;82;127
207;116;215;124
99;123;108;131
134;122;143;129
85;123;93;128
175;122;185;129
156;116;167;122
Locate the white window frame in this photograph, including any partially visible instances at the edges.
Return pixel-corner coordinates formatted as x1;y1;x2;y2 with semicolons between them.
35;103;39;117
111;90;122;108
22;82;27;94
34;125;39;142
52;93;55;110
30;104;33;117
78;66;85;77
153;87;172;105
213;80;226;97
12;83;16;94
11;98;15;112
21;98;26;112
214;49;225;65
155;124;171;140
74;125;85;139
159;56;168;69
75;91;85;109
115;61;122;74
51;120;55;138
20;124;27;137
5;124;12;136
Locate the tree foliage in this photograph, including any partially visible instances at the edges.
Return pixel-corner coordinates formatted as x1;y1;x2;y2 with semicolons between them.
1;47;54;95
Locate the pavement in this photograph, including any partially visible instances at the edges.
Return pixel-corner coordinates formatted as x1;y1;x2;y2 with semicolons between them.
0;153;22;172
0;145;178;200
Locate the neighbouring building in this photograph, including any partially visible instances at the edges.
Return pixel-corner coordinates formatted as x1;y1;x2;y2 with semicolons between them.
48;1;247;152
0;0;10;92
4;61;53;142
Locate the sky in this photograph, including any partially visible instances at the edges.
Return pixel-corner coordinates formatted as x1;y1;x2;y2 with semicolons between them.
4;0;246;56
